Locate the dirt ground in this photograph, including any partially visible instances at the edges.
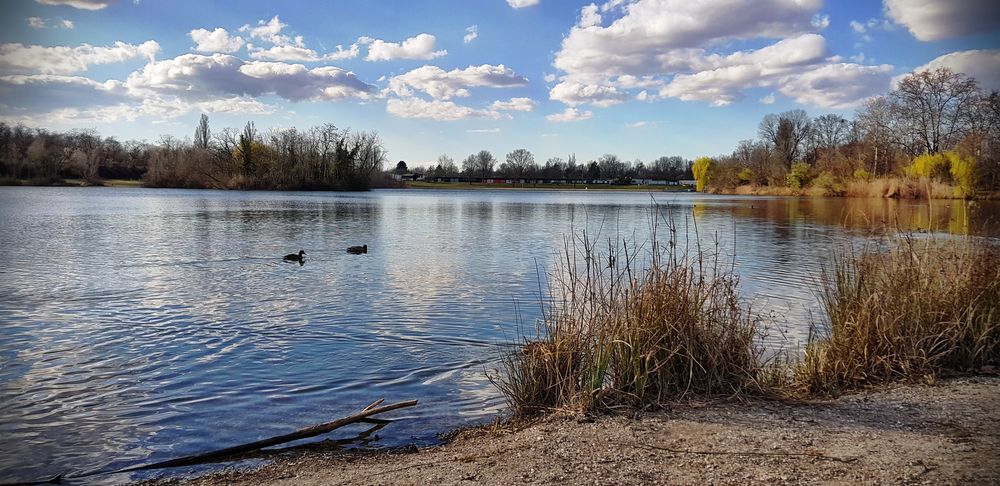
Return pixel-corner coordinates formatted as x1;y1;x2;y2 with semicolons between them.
153;376;999;486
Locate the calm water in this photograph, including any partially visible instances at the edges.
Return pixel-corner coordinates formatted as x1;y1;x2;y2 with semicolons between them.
1;187;997;483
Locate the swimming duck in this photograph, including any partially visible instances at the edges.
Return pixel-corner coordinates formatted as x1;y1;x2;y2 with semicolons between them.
283;250;306;262
346;244;368;254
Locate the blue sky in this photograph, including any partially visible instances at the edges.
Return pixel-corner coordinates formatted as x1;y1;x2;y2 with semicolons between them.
1;0;998;167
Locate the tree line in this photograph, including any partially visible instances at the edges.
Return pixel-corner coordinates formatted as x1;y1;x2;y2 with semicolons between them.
0;115;388;190
696;68;1000;196
401;151;693;183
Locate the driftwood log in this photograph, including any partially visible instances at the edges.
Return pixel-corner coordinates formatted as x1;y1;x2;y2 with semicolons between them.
65;398;418;481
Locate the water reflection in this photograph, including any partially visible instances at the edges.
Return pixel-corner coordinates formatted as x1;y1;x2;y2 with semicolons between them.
0;187;997;483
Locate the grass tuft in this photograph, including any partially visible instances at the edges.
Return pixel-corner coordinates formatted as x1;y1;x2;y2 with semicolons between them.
795;235;1000;395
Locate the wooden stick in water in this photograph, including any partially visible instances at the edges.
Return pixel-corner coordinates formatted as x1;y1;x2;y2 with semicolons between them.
73;399;418;478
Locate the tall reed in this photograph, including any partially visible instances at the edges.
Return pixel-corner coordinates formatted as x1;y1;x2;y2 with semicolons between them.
492;207;764;416
796;235;1000;395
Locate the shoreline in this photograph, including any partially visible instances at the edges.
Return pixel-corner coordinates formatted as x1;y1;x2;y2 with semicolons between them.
148;376;999;485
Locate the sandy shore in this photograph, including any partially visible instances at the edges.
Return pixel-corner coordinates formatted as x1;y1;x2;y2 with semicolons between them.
153;376;999;485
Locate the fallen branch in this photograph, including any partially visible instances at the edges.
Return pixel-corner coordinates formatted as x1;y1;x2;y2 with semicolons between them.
70;398;417;479
616;441;858;463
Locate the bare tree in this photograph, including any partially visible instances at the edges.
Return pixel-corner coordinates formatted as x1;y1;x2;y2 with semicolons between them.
503;148;535;177
890;67;979;155
194;114;211;149
812;114;850;150
759;109;811;168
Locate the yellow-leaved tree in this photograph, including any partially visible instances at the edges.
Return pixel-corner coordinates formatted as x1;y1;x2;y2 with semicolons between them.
692;156;714;192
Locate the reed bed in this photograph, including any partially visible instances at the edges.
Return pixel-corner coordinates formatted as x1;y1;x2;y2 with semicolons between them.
491;209;765;416
795;234;1000;395
492;204;1000;416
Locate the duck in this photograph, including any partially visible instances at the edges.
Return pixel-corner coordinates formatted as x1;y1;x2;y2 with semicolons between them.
346;244;368;254
283;250;306;262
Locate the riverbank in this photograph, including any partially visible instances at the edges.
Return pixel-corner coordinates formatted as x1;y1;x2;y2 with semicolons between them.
404;181;695;191
149;376;999;485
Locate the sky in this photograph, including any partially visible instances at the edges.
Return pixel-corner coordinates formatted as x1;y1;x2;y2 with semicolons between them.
0;0;998;166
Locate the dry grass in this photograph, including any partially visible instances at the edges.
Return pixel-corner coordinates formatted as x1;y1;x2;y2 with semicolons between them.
491;208;765;416
796;235;1000;395
844;177;965;199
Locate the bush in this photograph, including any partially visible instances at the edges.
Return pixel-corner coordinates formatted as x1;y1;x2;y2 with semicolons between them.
907;152;951;181
853;168;872;181
738;167;755;185
948;152;977;198
785;162;812;189
811;171;842;195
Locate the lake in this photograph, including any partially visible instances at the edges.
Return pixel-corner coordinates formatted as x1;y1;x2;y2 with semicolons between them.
1;187;997;484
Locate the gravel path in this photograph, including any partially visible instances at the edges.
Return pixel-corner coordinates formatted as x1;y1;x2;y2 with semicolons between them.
151;376;999;485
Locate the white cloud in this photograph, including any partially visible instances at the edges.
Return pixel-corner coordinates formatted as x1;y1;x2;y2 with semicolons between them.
35;0;110;10
249;45;319;62
388;64;528;99
550;79;628;106
506;0;539;8
0;40;160;74
61;19;74;29
625;121;647;128
490;97;536;111
850;20;866;33
884;0;1000;41
125;54;375;102
464;25;478;44
811;14;830;29
546;107;592;122
386;97;501;120
361;33;446;61
915;49;1000;91
324;44;361;61
579;4;601;28
544;73;556;83
760;92;776;104
777;63;893;108
190;27;245;54
548;1;891;109
27;17;46;29
467;128;500;133
240;15;296;46
196;97;276;115
554;0;822;79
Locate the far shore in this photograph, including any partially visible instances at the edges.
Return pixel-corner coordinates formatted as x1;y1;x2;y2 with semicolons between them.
147;376;999;486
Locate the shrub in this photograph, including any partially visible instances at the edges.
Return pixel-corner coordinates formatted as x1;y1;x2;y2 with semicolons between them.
738;167;755;185
853;168;872;181
948;152;977;198
785;162;812;189
906;152;951;181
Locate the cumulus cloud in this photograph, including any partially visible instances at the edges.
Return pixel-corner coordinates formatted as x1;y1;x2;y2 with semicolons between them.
550;79;628;106
0;40;160;74
915;49;1000;91
760;92;776;104
125;53;376;102
579;4;601;28
0;74;128;113
490;97;536;111
548;0;891;110
388;64;528;99
241;15;295;46
884;0;1000;41
506;0;539;8
361;33;446;61
386;97;501;120
464;25;478;44
190;27;244;54
35;0;110;10
61;19;74;29
776;63;893;108
546;107;592;122
27;17;46;29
